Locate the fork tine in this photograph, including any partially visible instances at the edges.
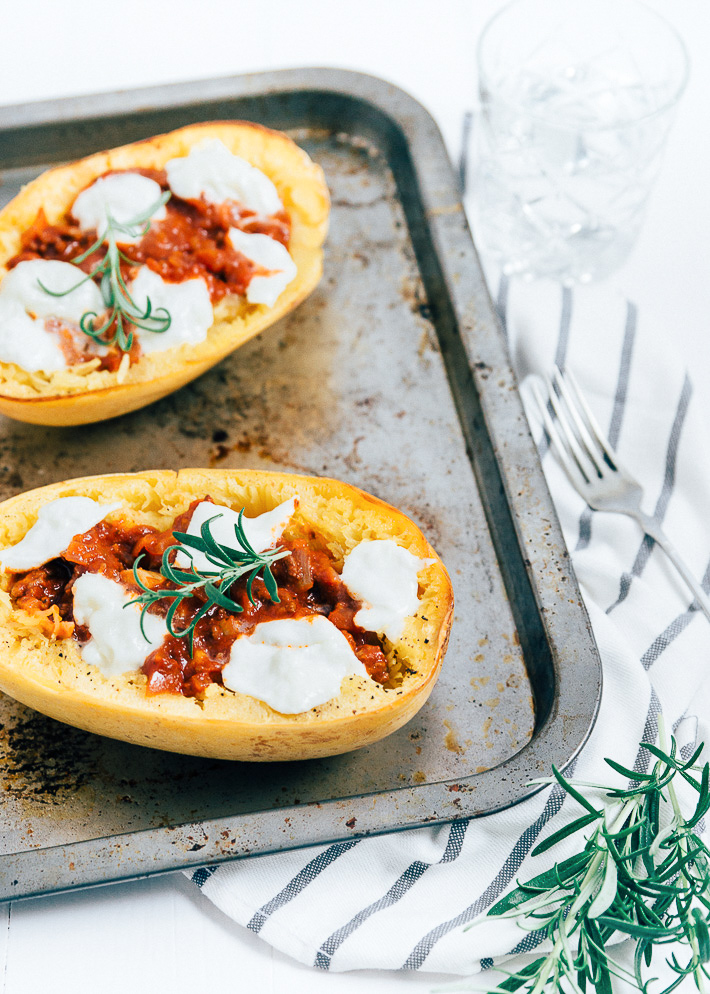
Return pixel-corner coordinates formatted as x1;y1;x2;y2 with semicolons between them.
545;376;596;484
559;366;619;471
551;367;606;478
531;379;590;492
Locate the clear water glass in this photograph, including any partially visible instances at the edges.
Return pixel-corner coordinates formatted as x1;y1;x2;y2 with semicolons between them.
470;0;689;284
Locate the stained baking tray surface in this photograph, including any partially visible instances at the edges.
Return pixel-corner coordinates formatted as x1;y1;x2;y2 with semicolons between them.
0;69;601;900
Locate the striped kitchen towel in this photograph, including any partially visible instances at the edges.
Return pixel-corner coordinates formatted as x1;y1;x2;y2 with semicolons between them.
186;271;710;977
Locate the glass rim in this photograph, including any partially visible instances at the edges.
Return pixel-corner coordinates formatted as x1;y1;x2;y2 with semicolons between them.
477;0;690;133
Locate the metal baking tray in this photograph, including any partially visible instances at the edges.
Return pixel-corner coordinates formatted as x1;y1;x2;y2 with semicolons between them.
0;69;601;901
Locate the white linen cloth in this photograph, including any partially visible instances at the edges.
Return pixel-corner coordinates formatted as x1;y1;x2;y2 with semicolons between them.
186;270;710;978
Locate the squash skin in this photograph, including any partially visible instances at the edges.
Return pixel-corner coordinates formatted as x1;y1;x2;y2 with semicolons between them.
0;123;330;426
0;469;453;761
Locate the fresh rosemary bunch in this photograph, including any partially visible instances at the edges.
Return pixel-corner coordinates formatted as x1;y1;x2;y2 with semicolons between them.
457;725;710;994
129;511;290;652
38;192;172;351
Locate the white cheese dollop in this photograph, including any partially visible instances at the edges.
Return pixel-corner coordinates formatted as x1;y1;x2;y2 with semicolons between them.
340;540;433;642
127;267;213;353
0;259;104;323
228;228;297;307
0;259;105;372
165;139;282;216
72;173;166;243
0;496;122;572
0;304;66;372
72;573;167;678
221;615;367;714
176;497;296;572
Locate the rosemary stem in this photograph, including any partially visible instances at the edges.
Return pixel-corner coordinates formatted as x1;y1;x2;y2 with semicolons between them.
529;944;557;994
569;849;605;921
657;715;708;994
128;511;291;653
39;191;172;351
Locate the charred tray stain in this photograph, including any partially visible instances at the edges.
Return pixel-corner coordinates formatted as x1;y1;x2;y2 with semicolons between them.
2;705;96;803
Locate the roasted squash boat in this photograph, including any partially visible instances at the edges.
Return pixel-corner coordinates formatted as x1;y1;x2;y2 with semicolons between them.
0;123;329;425
0;469;453;761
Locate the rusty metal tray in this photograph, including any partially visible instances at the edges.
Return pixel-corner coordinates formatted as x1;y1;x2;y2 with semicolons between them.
0;69;601;901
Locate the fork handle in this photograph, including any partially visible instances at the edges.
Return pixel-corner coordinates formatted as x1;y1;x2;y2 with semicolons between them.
637;513;710;623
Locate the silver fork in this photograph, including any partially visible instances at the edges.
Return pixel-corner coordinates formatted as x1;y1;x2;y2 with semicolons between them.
533;365;710;623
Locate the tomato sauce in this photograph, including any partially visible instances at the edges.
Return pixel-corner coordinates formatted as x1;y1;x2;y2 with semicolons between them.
8;500;390;698
6;167;292;365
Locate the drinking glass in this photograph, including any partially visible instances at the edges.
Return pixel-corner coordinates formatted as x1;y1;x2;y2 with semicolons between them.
470;0;689;283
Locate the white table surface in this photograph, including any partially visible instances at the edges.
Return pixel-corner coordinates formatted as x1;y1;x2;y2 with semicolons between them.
0;3;708;991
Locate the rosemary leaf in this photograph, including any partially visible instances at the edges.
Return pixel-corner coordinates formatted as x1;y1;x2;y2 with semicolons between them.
550;764;603;817
531;812;602;856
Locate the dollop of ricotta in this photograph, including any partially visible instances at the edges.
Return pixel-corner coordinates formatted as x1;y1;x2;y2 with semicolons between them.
0;259;105;372
340;540;433;642
176;497;296;572
165;139;282;216
72;573;167;678
72;173;166;243
228;228;297;307
0;496;122;572
127;267;213;353
221;615;367;713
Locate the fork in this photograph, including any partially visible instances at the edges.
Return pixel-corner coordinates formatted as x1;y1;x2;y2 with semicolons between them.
533;365;710;623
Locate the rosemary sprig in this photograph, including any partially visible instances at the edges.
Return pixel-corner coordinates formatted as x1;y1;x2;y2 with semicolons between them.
453;723;710;994
38;192;172;351
128;511;290;653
